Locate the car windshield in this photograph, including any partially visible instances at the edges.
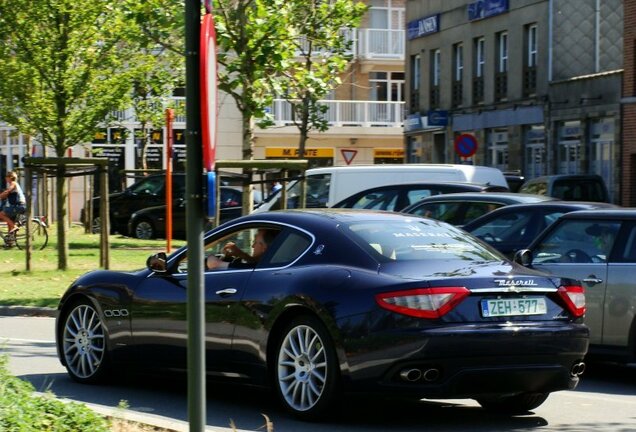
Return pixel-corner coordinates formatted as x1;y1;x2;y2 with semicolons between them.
343;219;501;262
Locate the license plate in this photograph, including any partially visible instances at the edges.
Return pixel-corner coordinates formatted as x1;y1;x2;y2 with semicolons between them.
481;297;547;317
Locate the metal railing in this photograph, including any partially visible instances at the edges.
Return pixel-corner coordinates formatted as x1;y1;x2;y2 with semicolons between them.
266;99;404;128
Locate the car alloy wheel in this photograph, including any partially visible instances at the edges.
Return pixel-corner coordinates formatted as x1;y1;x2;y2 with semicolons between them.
61;301;108;383
275;316;339;419
134;220;155;240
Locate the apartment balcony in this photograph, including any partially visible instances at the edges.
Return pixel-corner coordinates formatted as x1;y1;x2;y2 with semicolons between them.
263;99;405;130
111;97;187;124
356;28;404;61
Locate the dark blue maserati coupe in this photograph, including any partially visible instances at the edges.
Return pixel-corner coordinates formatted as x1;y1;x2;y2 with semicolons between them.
55;210;589;420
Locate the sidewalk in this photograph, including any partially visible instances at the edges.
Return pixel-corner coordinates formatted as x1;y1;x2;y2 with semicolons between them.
1;305;256;432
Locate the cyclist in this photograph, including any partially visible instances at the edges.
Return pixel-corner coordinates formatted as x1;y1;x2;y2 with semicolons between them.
0;171;26;245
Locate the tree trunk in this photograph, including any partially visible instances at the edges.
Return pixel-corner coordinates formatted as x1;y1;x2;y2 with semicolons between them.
56;166;69;270
241;115;254;215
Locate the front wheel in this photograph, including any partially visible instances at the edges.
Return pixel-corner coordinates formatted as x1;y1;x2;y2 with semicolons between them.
477;392;550;414
60;299;109;384
274;315;340;421
132;219;155;240
15;219;48;250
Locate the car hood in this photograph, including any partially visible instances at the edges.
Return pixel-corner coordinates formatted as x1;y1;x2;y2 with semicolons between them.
378;259;554;287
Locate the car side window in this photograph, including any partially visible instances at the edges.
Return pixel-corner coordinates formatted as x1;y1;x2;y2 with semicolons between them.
463;202;503;224
352;190;399;210
615;223;636;263
129;176;164;195
267;231;312;266
469;211;534;244
406;189;433;206
534;220;620;264
412;202;462;224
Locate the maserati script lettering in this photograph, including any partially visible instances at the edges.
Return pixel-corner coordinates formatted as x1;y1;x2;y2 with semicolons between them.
494;279;538;287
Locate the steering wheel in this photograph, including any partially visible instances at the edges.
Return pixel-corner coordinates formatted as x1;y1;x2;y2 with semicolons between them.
562;249;592;263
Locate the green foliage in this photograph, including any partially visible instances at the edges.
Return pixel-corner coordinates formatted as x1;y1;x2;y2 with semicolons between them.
0;0;138;155
0;355;110;431
275;0;368;147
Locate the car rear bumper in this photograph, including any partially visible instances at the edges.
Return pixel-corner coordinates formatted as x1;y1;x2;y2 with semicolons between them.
341;322;589;398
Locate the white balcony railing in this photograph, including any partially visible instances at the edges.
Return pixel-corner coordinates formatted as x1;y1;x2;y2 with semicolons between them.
111;97;187;124
267;99;404;128
357;29;404;59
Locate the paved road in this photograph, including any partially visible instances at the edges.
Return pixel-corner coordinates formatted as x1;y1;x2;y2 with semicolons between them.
2;315;636;432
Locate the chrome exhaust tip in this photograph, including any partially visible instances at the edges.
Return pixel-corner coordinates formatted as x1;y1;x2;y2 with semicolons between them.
422;368;440;382
570;361;586;376
399;368;422;382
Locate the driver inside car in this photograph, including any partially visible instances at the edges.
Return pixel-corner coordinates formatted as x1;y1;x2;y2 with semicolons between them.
206;228;278;270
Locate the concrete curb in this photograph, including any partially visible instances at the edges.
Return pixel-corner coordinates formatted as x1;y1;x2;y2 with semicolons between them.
0;305;57;317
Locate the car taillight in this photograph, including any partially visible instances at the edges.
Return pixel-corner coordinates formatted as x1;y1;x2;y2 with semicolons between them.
557;285;586;317
375;287;470;319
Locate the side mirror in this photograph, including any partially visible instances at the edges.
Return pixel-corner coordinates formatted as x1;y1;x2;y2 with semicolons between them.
513;249;533;266
147;252;168;273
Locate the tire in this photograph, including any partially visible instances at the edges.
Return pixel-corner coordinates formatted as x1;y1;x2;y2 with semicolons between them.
274;315;340;420
15;219;48;250
60;299;109;384
133;219;155;240
477;392;550;414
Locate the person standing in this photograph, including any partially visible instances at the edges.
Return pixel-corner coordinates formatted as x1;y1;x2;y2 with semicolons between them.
0;171;26;237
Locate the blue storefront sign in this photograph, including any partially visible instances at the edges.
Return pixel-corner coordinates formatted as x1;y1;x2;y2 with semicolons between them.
404;114;423;132
407;14;440;40
467;0;509;21
428;110;449;126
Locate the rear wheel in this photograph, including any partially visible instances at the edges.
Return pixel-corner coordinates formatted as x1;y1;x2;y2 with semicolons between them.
133;219;155;239
477;392;550;414
274;315;340;420
15;219;48;250
60;299;109;383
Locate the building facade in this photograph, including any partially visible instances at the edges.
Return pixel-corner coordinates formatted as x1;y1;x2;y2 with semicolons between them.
405;0;624;202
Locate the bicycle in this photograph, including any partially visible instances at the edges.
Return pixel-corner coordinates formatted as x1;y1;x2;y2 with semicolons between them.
1;213;49;250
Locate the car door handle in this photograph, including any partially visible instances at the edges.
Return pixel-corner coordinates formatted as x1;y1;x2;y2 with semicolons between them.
582;277;603;285
215;288;238;297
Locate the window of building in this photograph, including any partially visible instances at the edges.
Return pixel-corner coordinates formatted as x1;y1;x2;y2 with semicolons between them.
452;43;463;107
524;24;538;96
495;32;508;100
410;54;421;112
473;37;485;103
368;0;404;30
430;49;441;108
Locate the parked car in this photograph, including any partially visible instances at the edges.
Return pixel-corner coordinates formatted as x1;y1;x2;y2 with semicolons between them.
331;182;508;212
128;186;263;239
55;209;588;420
254;164;509;212
86;172;246;235
514;209;636;363
402;192;555;227
85;173;186;235
518;174;610;203
503;171;525;192
463;201;619;258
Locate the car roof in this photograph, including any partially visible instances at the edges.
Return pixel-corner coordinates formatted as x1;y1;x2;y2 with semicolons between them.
522;174;604;183
342;182;500;193
558;208;636;220
407;191;554;204
462;201;619;229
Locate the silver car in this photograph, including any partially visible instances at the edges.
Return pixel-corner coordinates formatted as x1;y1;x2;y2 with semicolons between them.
514;209;636;363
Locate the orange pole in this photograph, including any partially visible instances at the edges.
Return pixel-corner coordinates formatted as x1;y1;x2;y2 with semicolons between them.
166;109;175;252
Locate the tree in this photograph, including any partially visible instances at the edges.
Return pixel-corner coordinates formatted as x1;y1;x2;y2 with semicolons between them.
278;0;367;159
0;0;137;270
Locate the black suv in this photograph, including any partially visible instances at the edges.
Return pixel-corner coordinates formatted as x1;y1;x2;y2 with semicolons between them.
518;174;610;203
84;173;186;235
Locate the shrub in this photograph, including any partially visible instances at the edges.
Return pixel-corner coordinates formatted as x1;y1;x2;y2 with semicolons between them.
0;355;110;431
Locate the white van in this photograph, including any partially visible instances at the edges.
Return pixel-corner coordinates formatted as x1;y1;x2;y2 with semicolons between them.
254;164;508;212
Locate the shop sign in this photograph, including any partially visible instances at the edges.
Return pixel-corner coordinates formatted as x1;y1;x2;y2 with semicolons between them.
428;110;448;126
265;147;334;158
468;0;508;21
407;14;440;40
404;114;423;132
374;148;405;158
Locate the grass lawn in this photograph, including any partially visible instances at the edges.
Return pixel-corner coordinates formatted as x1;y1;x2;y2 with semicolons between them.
0;224;185;309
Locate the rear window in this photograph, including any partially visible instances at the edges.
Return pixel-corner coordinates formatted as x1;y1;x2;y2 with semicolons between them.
552;179;607;202
343;220;501;262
